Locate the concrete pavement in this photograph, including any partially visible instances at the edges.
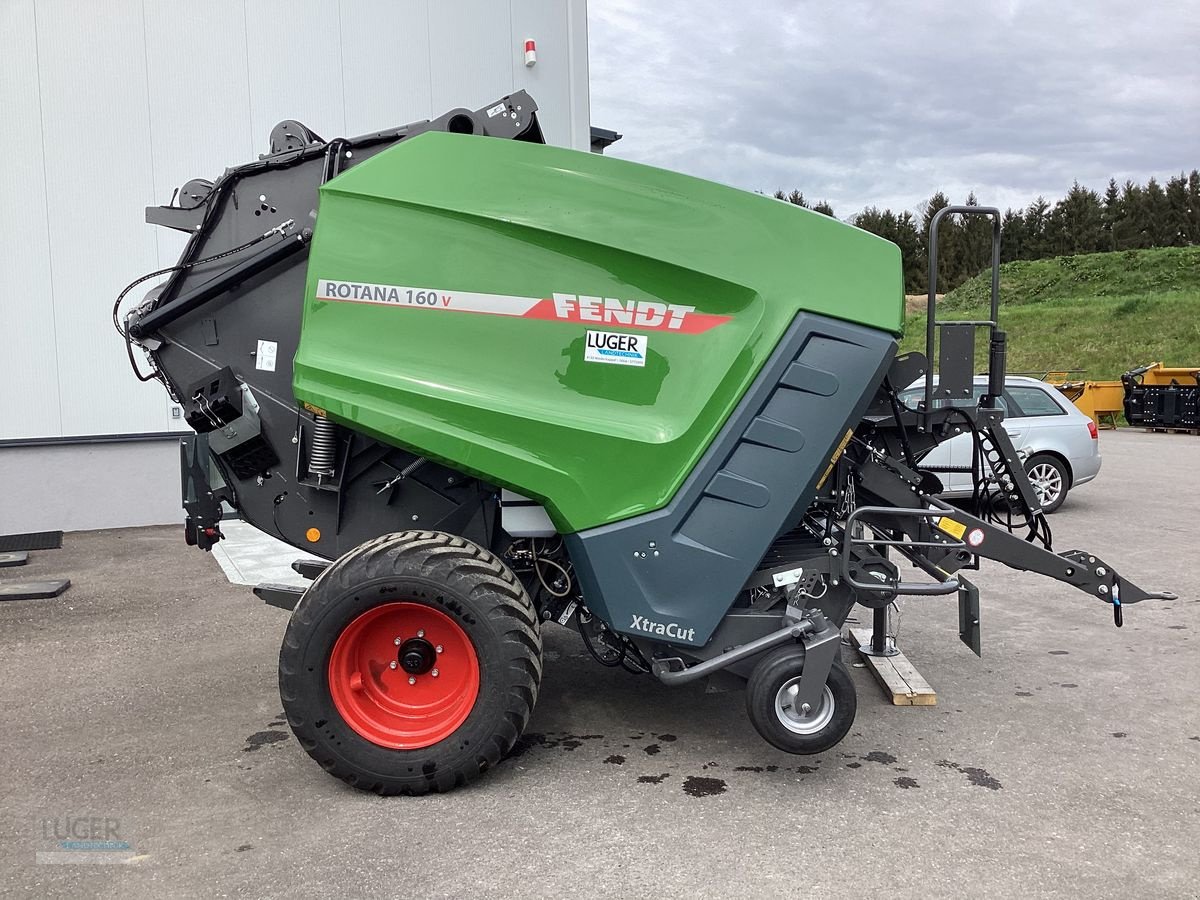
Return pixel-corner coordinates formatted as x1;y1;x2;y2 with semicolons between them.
1;429;1197;898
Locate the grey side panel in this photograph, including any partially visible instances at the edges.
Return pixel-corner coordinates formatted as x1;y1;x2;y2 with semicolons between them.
567;313;897;647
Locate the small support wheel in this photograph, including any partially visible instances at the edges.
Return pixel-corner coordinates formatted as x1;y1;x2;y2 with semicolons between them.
279;531;542;795
745;646;856;755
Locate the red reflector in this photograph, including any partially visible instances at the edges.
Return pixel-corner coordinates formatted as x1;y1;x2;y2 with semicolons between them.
1088;420;1098;440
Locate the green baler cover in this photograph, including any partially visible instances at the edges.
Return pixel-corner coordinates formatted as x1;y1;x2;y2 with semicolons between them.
294;133;902;532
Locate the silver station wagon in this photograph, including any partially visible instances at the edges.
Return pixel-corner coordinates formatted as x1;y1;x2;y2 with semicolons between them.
900;376;1102;513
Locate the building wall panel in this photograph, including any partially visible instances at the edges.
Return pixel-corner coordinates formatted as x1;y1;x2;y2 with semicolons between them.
34;0;165;438
0;0;63;439
1;0;589;445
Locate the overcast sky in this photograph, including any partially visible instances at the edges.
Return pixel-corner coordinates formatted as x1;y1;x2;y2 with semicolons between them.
587;0;1200;219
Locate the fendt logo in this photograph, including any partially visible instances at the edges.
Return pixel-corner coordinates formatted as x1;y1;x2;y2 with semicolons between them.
548;293;730;334
551;293;694;331
630;614;697;643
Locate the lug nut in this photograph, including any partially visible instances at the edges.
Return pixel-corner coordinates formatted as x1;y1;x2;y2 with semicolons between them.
417;629;425;638
432;669;439;678
435;645;443;654
394;637;402;645
389;660;398;669
408;676;416;685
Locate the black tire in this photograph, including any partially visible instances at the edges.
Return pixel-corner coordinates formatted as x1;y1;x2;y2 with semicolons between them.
745;647;856;755
1024;453;1070;514
279;531;541;796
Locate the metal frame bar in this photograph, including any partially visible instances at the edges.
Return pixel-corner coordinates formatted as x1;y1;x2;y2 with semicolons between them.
841;505;963;596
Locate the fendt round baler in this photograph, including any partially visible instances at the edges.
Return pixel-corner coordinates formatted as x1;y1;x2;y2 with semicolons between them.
120;91;1173;794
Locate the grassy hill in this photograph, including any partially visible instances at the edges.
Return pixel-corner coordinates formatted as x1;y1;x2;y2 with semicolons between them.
900;246;1200;380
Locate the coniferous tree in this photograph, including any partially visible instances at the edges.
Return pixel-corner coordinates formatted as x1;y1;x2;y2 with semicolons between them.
1048;182;1103;254
1165;173;1190;245
920;192;961;291
1118;181;1145;249
774;189;811;208
961;192;994;277
1000;208;1027;262
1143;177;1172;246
1102;179;1122;250
773;165;1196;294
1024;197;1051;258
1188;170;1200;243
893;211;924;293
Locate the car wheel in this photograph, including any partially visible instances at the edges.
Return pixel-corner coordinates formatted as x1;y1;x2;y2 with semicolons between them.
1024;454;1069;514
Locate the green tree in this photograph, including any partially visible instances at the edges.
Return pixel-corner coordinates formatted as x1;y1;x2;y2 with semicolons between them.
1023;197;1051;258
961;192;994;279
774;189;810;208
1000;208;1027;262
1101;178;1122;250
920;192;964;290
1047;181;1103;254
1165;173;1190;245
1142;177;1172;246
811;200;836;217
1118;181;1146;249
1188;170;1200;244
894;211;924;293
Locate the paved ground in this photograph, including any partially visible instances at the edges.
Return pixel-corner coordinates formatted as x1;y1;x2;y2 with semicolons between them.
1;430;1197;898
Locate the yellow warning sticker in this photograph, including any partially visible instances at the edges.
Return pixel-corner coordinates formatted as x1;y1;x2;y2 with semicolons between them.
935;516;967;539
301;402;327;417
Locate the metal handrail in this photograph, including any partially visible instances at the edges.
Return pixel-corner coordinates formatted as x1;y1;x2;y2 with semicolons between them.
923;205;1002;428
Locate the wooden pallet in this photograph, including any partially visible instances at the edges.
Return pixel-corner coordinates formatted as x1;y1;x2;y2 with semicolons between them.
848;627;937;706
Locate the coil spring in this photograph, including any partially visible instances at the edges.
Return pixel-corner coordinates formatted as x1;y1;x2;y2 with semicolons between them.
309;416;338;477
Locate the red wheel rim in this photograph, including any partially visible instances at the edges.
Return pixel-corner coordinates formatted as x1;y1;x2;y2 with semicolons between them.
328;602;480;749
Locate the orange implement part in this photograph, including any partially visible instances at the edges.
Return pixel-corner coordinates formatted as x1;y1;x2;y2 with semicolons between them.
1047;379;1124;429
1135;362;1200;386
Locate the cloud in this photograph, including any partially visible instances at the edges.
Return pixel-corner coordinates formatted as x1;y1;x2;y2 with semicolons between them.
588;0;1200;217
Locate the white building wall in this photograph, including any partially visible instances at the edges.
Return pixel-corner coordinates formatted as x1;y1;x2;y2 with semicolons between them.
0;0;589;444
0;0;588;532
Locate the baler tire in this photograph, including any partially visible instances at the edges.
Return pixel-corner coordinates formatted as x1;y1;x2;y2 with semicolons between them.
745;647;856;755
278;530;542;796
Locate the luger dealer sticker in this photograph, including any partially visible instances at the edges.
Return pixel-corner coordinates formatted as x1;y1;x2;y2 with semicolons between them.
584;330;646;367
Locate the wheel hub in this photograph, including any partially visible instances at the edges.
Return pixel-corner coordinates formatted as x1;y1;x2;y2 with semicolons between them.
398;637;436;675
775;680;836;735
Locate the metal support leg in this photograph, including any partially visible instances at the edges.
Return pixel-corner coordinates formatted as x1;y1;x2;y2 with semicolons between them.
859;605;899;657
790;610;843;716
